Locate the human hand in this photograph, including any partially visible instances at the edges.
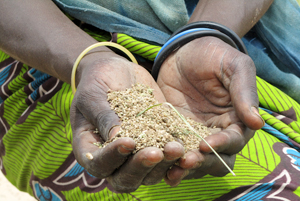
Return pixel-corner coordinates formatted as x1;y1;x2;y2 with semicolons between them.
70;52;185;192
156;36;265;185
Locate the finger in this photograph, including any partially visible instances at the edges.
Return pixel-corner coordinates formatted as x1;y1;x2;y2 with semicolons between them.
76;133;135;178
106;147;164;193
178;149;205;169
142;141;185;185
184;153;236;178
164;165;189;187
223;54;264;130
73;130;135;178
165;150;206;186
71;106;136;178
199;124;255;154
175;150;235;179
165;152;235;185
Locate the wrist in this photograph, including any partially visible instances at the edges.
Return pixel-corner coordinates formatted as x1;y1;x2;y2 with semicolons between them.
75;50;118;87
51;40;113;85
71;42;138;94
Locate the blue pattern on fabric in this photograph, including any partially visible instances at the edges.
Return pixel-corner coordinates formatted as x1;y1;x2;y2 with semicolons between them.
65;162;85;177
285;148;300;171
236;182;274;201
30;90;38;102
34;183;62;201
0;64;11;85
29;68;46;80
30;73;51;90
0;64;12;104
63;162;96;179
28;71;51;101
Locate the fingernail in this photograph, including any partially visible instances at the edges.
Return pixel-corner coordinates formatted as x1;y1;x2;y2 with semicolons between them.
251;106;265;125
118;145;134;155
86;152;94;160
108;125;121;139
164;142;184;161
142;159;157;167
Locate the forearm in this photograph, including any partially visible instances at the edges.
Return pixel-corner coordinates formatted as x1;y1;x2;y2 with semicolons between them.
189;0;273;37
0;0;111;84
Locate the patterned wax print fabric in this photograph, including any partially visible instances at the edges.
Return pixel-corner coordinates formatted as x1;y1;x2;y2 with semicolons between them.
2;29;300;200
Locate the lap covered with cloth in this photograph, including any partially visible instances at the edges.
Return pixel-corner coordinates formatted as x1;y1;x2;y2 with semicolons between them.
1;0;300;200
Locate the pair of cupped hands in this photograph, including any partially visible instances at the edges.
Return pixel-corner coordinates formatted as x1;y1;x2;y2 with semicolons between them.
70;36;264;193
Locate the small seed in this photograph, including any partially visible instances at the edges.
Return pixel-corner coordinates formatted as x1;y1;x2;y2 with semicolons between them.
86;153;94;160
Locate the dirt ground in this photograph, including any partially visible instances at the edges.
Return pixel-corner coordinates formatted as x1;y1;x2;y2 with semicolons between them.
0;172;36;201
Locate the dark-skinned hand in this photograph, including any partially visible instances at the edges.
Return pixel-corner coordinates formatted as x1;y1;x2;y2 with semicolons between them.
156;36;265;186
70;52;185;193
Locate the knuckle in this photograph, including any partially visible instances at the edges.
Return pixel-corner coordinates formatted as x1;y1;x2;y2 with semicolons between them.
232;54;255;73
221;53;256;87
107;179;139;193
73;151;111;179
142;177;162;186
85;162;110;179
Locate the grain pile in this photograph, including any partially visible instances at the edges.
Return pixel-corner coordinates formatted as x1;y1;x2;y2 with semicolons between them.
103;83;213;153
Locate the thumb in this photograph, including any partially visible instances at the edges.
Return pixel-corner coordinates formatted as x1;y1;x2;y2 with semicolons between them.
229;56;265;130
75;87;121;142
95;108;121;141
